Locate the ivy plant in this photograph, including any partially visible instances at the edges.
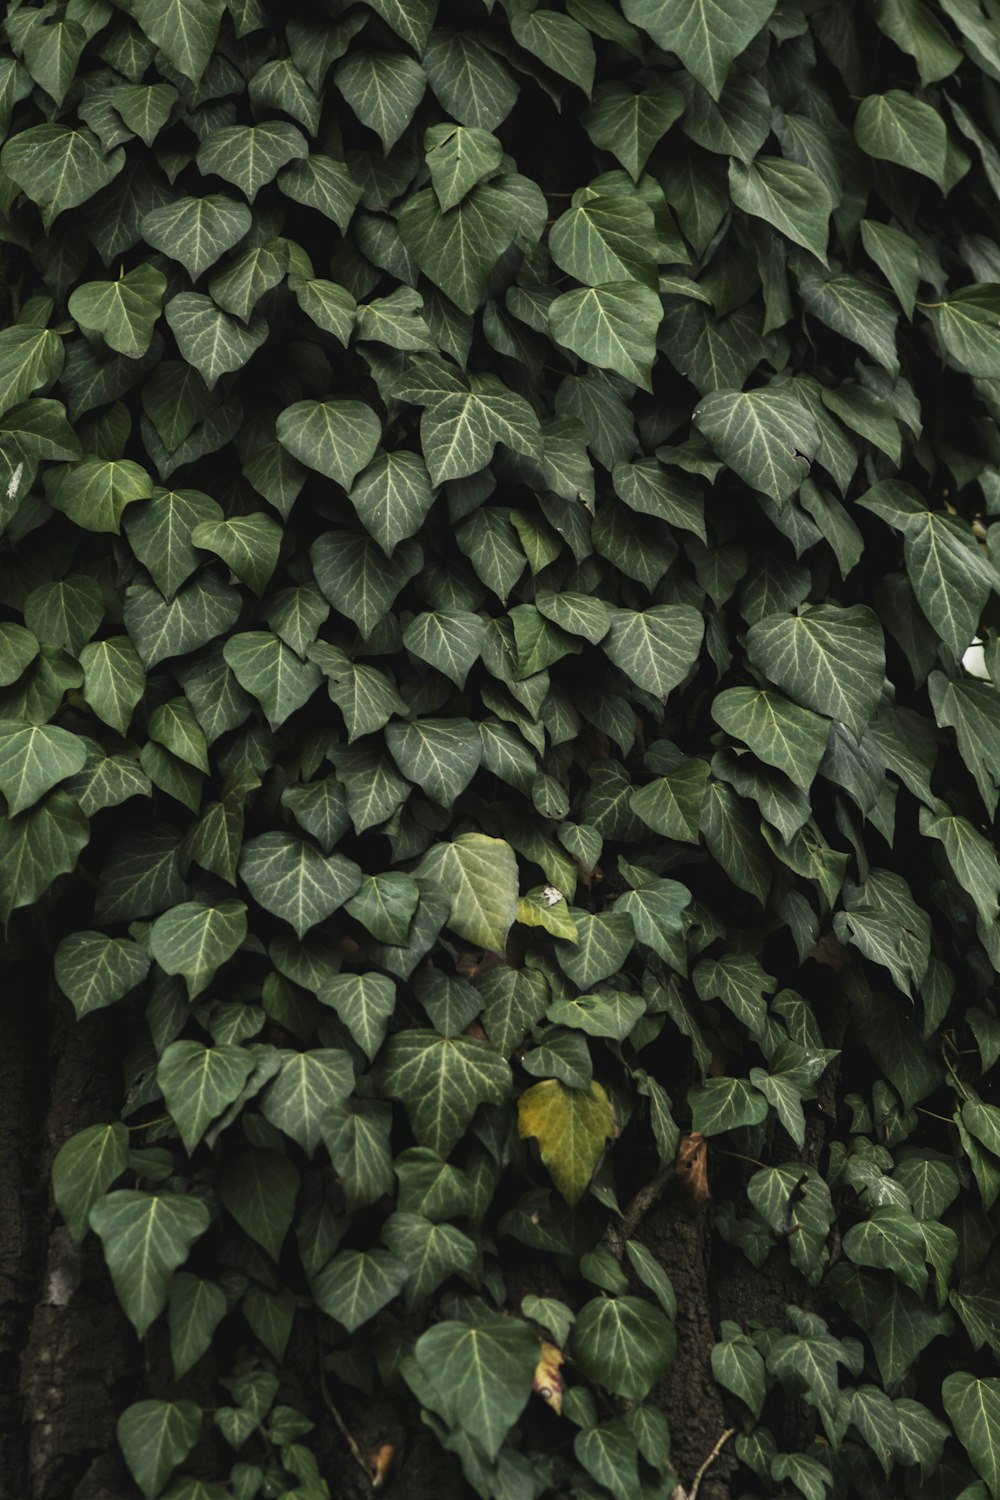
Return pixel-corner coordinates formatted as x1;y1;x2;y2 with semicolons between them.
4;0;1000;1497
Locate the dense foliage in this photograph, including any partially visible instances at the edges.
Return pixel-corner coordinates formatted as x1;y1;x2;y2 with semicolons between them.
5;0;1000;1496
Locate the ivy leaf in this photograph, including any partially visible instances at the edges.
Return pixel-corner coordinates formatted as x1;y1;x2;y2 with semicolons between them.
79;637;146;735
350;451;435;555
47;457;153;534
0;722;88;816
549;282;663;390
239;833;360;938
382;1212;477;1310
323;1098;394;1211
69;265;166;357
141;196;252;280
518;1079;616;1204
694;386;819;502
262;1050;354;1155
729;157;833;261
415;832;519;953
90;1191;210;1337
403;610;485;688
158;1041;256;1154
53;1123;129;1243
712;1324;767;1419
928;286;1000;378
318;973;396;1061
690;1077;769;1135
149;900;248;999
54;931;150;1018
164;295;268;388
336;53;426;152
425;123;503;212
311;533;422;638
387;718;482;805
941;1374;1000;1498
2;124;125;225
123;0;225;82
168;1275;227;1379
571;1296;676;1401
549;196;657;288
223;633;322;728
117;1400;202;1500
191;514;283;598
604;606;704;698
196;121;308;202
843;1206;929;1296
220;1148;299;1261
380;1031;511;1155
398;185;515;314
312;1247;408;1332
414;1316;538;1458
421;378;541;485
854;91;948;185
0;792;90;923
746;605;885;737
712;687;831;789
581;81;685;181
124;488;223;600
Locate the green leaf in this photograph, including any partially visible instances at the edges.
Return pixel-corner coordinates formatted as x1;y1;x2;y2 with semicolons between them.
220;1148;299;1261
415;832;519;953
425;123;503;212
380;1030;511;1155
117;1400;202;1500
90;1191;210;1337
571;1296;675;1400
603;605;704;698
168;1274;227;1378
2;124;125;225
919;806;1000;925
54;931;150;1018
53;1123;128;1243
311;532;422;638
191;513;282;598
423;32;517;130
69;265;166;357
403;610;484;688
142;196;252;281
413;1316;538;1458
581;81;684;180
518;1078;615;1204
277;400;381;490
262;1050;354;1155
111;82;179;147
796;267;900;376
729;157;833;261
422;378;541;486
941;1374;1000;1498
47;457;153;533
621;0;775;95
387;718;482;805
0;722;87;815
928;674;1000;818
196;121;308;202
843;1206;928;1296
382;1211;477;1309
350;451;435;555
122;0;225;82
158;1041;256;1154
550;195;657;287
398;185;516;314
574;1422;640;1500
212;240;290;321
124;487;223;599
323;1097;394;1212
630;758;709;844
694;385;819;502
336;52;426;152
239;833;360;937
164;294;267;388
549;282;663;390
223;633;322;728
79;637;146;735
712;1324;767;1418
312;1247;408;1332
860;219;921;318
928;286;1000;377
691;1076;769;1134
746;605;885;737
345;872;420;945
319;972;396;1061
616;877;690;969
277;154;362;232
854;91;947;185
149;900;248;999
712;687;830;789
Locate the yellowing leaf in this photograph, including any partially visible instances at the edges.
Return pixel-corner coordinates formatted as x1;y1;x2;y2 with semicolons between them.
516;886;579;942
532;1339;565;1415
518;1079;616;1205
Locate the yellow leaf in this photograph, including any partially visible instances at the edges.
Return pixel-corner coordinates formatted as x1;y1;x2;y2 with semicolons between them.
517;1078;615;1204
516;885;579;941
532;1339;565;1414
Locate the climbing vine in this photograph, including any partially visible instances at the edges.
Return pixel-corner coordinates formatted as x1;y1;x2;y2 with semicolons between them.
3;0;1000;1496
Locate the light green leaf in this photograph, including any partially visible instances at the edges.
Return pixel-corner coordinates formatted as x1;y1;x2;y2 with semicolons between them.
149;900;248;999
712;687;830;789
414;1316;537;1458
729;156;833;261
604;605;704;697
854;90;947;184
117;1400;202;1500
0;722;87;815
571;1296;675;1400
415;832;519;953
69;265;166;357
158;1041;256;1153
746;605;886;736
54;930;150;1018
380;1030;511;1155
398;185;516;314
141;196;252;280
90;1190;210;1337
196;121;308;202
53;1123;129;1243
312;1247;407;1332
581;80;684;180
239;833;360;937
549;282;663;390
